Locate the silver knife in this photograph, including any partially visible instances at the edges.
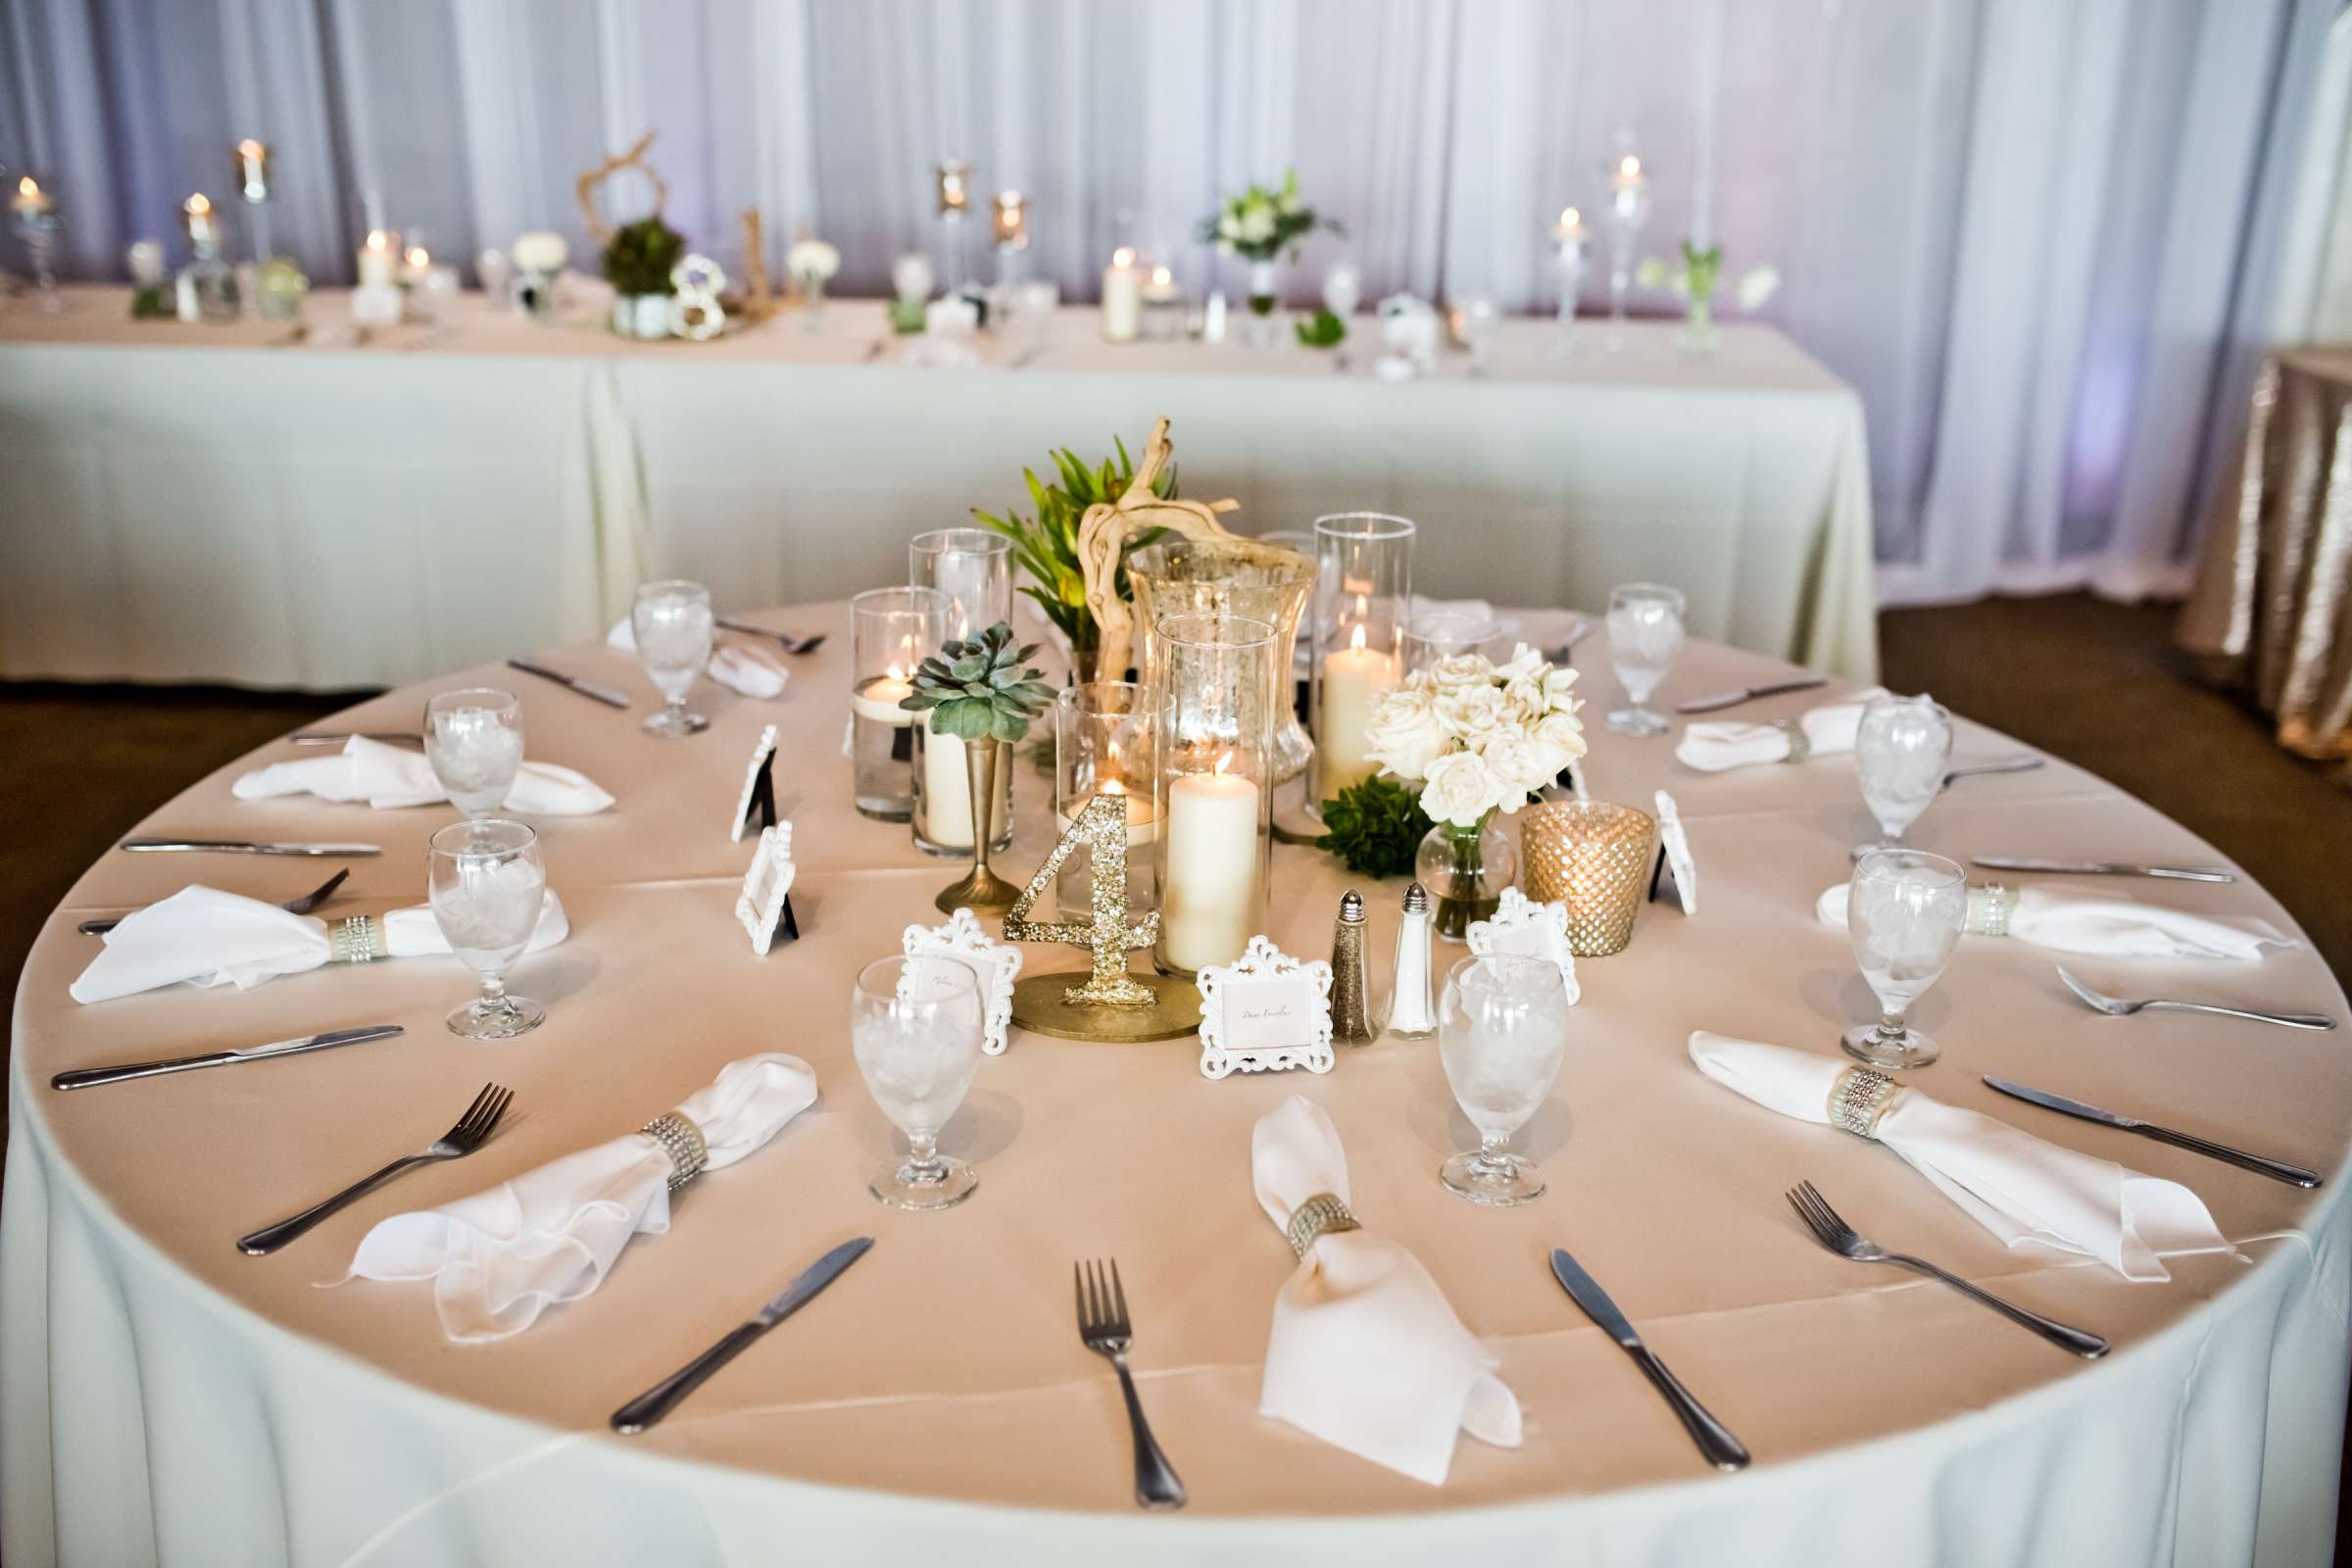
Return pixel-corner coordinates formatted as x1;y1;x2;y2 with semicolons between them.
1674;676;1827;715
286;731;421;748
612;1236;876;1434
51;1025;406;1091
121;838;382;858
1983;1076;2321;1189
1941;755;2045;789
508;657;631;710
1971;855;2233;884
1549;1248;1750;1470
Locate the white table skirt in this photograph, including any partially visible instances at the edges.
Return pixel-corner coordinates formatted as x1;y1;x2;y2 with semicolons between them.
0;289;1878;691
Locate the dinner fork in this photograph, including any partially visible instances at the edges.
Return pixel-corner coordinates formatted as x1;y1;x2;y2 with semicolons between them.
2055;965;2334;1031
715;616;827;656
237;1083;514;1254
1785;1181;2109;1357
79;868;350;937
1074;1258;1186;1509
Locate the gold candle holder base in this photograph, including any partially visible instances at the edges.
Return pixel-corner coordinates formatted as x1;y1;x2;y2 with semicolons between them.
1520;800;1656;956
1010;970;1200;1042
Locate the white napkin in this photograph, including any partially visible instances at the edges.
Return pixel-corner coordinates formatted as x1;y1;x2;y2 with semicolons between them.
233;736;612;814
69;884;569;1003
344;1054;818;1343
1251;1097;1521;1484
1675;687;1889;771
1814;883;2292;961
606;616;788;699
1690;1032;2236;1281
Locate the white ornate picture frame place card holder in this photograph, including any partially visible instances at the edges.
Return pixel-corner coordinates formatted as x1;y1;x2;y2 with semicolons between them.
736;822;799;956
1649;788;1698;914
1196;934;1336;1079
732;724;780;843
903;907;1023;1055
1466;888;1581;1004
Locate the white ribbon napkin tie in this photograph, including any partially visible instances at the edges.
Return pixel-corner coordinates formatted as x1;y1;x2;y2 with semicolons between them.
1675;687;1889;772
233;736;613;814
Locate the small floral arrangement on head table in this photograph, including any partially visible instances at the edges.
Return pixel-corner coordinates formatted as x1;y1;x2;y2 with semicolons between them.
1199;171;1343;314
1364;645;1588;827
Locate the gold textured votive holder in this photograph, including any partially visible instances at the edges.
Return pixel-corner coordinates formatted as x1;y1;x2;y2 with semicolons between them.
1520;801;1657;956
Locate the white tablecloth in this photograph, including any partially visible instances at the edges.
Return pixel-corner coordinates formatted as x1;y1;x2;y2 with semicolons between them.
0;288;1878;691
3;609;2341;1566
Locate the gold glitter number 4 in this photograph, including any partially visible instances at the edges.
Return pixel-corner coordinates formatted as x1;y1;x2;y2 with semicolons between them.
1003;793;1160;1005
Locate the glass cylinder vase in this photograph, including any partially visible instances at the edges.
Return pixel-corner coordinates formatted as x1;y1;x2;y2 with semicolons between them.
1124;534;1312;784
1243;257;1282;347
850;586;950;821
1054;681;1158;920
1309;512;1413;808
1520;800;1657;956
909;527;1012;640
1417;810;1519;944
1152;613;1277;978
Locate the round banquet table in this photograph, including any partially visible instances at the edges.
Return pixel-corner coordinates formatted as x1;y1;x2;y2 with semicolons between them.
5;605;2347;1568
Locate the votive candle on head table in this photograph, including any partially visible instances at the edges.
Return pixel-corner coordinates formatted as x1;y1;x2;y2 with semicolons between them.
1055;681;1159;920
1102;247;1142;343
1152;613;1277;977
1309;512;1413;804
358;227;400;287
12;175;53;217
851;586;951;822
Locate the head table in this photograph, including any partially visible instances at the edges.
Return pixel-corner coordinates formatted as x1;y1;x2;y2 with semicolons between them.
4;606;2343;1567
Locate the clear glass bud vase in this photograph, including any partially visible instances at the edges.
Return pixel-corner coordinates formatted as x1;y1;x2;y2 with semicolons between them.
1416;809;1517;943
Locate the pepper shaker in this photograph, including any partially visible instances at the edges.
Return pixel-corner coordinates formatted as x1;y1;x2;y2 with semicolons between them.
1331;889;1376;1045
1385;881;1436;1039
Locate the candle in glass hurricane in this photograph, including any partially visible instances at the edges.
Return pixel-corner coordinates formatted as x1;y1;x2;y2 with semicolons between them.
1152;612;1277;977
1309;512;1413;807
851;585;951;822
1102;247;1143;342
1163;758;1261;972
358;227;400;286
1318;620;1399;792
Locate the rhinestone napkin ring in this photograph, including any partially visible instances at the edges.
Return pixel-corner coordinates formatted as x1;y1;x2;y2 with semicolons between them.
1773;719;1811;763
1967;883;2020;938
1286;1192;1362;1260
328;915;385;964
1827;1065;1902;1140
642;1112;709;1192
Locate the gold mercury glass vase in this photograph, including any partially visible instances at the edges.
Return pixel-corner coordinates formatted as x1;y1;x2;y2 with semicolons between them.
1519;800;1658;956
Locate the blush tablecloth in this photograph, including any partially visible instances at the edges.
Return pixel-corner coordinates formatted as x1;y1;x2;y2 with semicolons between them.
0;288;1877;691
5;607;2341;1567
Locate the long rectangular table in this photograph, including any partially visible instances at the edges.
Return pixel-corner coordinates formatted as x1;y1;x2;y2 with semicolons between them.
0;288;1878;690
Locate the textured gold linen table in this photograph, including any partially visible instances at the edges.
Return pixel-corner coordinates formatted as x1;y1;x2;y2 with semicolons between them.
4;608;2343;1566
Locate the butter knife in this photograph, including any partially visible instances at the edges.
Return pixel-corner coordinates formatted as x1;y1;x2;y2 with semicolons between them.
52;1024;405;1091
1549;1248;1749;1470
1970;855;2233;884
121;838;382;858
1983;1076;2321;1188
1674;676;1828;715
507;658;631;710
286;731;421;748
612;1237;875;1434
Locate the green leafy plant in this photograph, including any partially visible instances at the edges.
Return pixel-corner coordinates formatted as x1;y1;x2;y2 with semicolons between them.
970;436;1173;662
1315;774;1433;878
900;621;1056;744
1198;171;1342;264
1295;308;1346;349
602;217;686;297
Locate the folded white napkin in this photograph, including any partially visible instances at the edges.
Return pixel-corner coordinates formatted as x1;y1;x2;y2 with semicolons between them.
1815;883;2292;961
1251;1097;1521;1484
344;1054;818;1342
1690;1033;2235;1281
606;617;789;700
1675;687;1889;771
233;736;613;814
69;884;569;1003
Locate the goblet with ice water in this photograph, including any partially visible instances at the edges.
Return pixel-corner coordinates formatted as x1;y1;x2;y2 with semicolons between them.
1437;954;1572;1206
1604;582;1685;736
852;955;986;1210
1854;695;1953;854
633;580;714;737
426;818;547;1040
423;688;524;818
1842;849;1966;1070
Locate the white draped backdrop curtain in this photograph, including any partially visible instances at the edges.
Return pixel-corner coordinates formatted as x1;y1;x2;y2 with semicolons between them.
0;0;2340;604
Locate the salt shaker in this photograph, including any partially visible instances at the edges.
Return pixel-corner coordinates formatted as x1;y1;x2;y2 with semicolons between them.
1331;889;1376;1045
1385;881;1436;1040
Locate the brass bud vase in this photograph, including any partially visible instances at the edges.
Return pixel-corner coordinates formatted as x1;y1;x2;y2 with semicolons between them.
936;734;1020;914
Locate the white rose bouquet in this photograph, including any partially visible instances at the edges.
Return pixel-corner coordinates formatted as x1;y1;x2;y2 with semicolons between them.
786;238;842;287
1363;645;1587;828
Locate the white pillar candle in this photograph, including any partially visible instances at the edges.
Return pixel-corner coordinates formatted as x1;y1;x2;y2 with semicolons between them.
851;672;915;724
1065;785;1160;847
12;176;51;217
358;229;399;286
1162;766;1260;971
1318;626;1398;793
1102;246;1142;343
920;730;1009;850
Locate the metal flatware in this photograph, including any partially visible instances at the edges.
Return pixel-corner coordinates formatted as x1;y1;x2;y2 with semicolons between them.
715;617;826;656
1984;1076;2322;1188
2054;965;2333;1032
51;1024;405;1091
1546;621;1595;665
507;658;631;709
612;1237;875;1434
1942;755;2046;790
120;837;381;858
237;1083;513;1254
862;337;887;363
1549;1248;1748;1470
286;730;420;748
1970;855;2234;884
1785;1181;2110;1356
80;868;349;937
1674;675;1828;715
1075;1257;1186;1509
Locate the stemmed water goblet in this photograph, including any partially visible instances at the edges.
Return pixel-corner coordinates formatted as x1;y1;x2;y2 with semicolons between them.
633;580;714;736
1437;954;1572;1205
1842;848;1967;1070
1604;582;1685;736
1853;695;1953;854
422;688;524;819
852;955;986;1210
426;819;548;1040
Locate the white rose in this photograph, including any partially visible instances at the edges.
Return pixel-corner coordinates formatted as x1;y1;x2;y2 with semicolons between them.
1501;675;1546;723
1738;265;1781;312
1480;734;1552;807
1493;643;1544;684
787;239;841;282
1433;683;1511;750
1426;652;1491;692
513;230;567;272
1363;685;1446;781
1218;214;1242;242
1531;709;1588;773
1239;206;1276;245
1419;750;1502;828
1542;663;1582;710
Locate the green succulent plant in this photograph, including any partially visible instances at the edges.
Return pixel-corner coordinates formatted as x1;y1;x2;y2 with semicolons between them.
1315;774;1433;878
1295;308;1347;349
900;621;1056;744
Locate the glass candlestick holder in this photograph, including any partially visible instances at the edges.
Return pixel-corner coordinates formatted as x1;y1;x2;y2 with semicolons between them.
851;586;950;822
1152;613;1277;978
1124;534;1313;784
1309;512;1413;807
1054;681;1157;921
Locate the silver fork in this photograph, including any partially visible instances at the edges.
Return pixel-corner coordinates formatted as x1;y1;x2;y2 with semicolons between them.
1075;1258;1186;1509
715;616;827;656
1785;1181;2109;1358
237;1083;514;1254
2056;965;2334;1031
79;867;350;936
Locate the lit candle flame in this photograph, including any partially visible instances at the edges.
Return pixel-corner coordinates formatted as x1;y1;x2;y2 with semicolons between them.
1112;246;1136;269
1213;752;1233;776
184;192;212;217
1349;622;1367;653
1150;266;1173;287
1558;206;1581;229
404;245;429;270
365;228;392;251
18;176;38;200
1618;155;1642;180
